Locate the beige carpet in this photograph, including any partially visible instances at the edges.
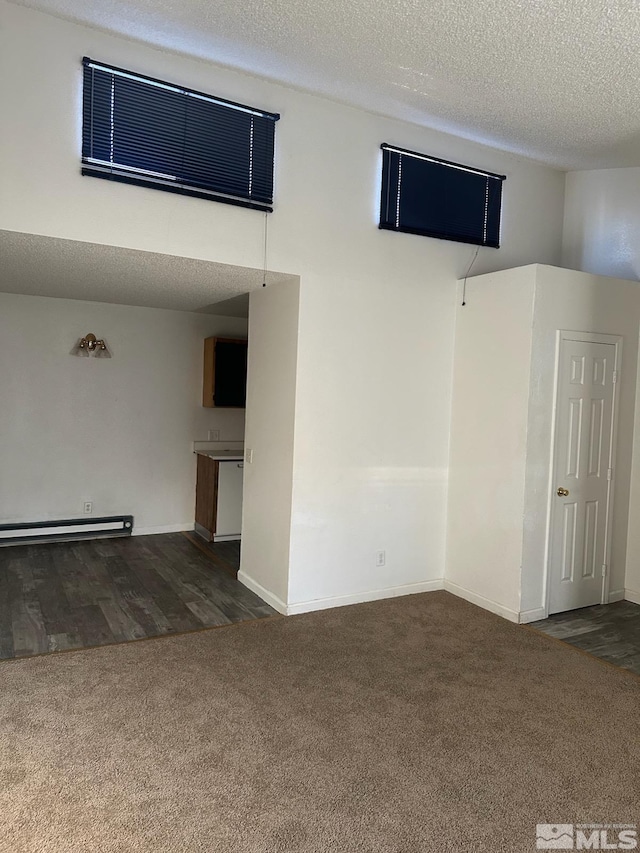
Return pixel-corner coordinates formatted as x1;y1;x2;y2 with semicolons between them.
0;591;638;853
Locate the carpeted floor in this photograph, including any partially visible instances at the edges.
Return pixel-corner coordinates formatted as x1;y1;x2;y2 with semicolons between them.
0;591;638;853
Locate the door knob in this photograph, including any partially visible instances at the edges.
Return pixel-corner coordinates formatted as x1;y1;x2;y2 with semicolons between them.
557;487;569;497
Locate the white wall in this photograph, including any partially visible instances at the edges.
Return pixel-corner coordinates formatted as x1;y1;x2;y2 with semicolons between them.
626;387;640;603
445;266;536;620
522;266;640;617
562;168;640;281
446;264;640;622
560;169;640;606
0;1;567;610
0;292;247;533
0;1;565;277
239;281;300;611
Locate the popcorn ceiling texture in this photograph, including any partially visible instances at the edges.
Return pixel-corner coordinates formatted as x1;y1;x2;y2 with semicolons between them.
8;0;640;169
0;230;296;312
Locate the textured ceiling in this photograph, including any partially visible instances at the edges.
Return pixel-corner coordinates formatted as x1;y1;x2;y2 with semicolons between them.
10;0;640;168
0;231;295;314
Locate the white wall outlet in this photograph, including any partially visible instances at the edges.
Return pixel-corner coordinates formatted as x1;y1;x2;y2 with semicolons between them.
83;501;93;514
375;550;386;567
246;448;254;464
208;429;220;441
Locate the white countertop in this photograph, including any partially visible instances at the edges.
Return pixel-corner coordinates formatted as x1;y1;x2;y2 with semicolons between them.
195;449;244;461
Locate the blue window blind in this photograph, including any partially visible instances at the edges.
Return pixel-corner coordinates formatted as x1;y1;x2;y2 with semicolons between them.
379;144;505;248
82;58;279;212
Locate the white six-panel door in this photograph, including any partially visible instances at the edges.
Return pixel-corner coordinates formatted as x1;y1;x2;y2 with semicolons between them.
548;336;619;615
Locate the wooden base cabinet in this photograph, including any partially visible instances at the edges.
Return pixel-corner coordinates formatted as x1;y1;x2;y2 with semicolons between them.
195;455;244;542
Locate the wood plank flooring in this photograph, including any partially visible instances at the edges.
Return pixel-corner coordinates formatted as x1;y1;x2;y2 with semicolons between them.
180;533;241;578
529;600;640;676
0;533;276;661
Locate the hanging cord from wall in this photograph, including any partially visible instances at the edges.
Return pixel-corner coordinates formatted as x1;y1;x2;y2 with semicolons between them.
262;212;269;287
461;245;480;306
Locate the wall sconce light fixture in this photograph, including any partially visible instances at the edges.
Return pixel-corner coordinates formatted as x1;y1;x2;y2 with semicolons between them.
72;333;112;358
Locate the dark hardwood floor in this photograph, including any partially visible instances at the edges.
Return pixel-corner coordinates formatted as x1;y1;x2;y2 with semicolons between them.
181;532;241;578
529;600;640;676
0;533;276;661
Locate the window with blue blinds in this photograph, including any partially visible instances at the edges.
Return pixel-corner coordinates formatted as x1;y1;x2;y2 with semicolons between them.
379;144;505;248
82;58;279;211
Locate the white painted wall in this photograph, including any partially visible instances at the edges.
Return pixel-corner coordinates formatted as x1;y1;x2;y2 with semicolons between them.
445;266;536;621
560;169;640;606
522;266;640;617
0;292;247;533
0;1;567;610
626;386;640;603
239;281;300;612
0;1;565;278
446;264;640;622
562;168;640;281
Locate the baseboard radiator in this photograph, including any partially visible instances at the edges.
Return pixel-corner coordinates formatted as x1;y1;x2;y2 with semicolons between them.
0;516;134;547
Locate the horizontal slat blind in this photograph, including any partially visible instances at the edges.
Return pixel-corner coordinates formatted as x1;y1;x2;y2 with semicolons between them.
379;144;505;248
82;58;279;211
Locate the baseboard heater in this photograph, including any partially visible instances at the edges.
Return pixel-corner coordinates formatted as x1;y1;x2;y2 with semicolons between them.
0;516;134;546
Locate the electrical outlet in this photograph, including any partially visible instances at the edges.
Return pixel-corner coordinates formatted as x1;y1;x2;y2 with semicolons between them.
246;448;254;464
83;501;93;514
208;429;220;441
376;550;386;567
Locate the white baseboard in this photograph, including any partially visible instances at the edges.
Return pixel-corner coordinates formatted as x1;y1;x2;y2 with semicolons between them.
624;588;640;605
285;579;445;616
443;579;520;623
237;572;288;615
514;591;626;621
132;523;194;537
519;607;547;624
238;575;445;616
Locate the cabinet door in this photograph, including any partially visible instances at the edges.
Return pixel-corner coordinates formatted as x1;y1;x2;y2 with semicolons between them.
214;340;248;407
202;337;248;408
215;461;244;538
195;455;217;538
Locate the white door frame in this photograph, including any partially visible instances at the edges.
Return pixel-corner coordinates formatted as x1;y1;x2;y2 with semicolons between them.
542;330;623;618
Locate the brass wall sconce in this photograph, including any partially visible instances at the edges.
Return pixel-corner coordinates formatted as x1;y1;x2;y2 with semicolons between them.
72;333;112;358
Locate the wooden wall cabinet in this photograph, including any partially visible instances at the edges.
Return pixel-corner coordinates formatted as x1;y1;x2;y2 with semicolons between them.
202;337;248;408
